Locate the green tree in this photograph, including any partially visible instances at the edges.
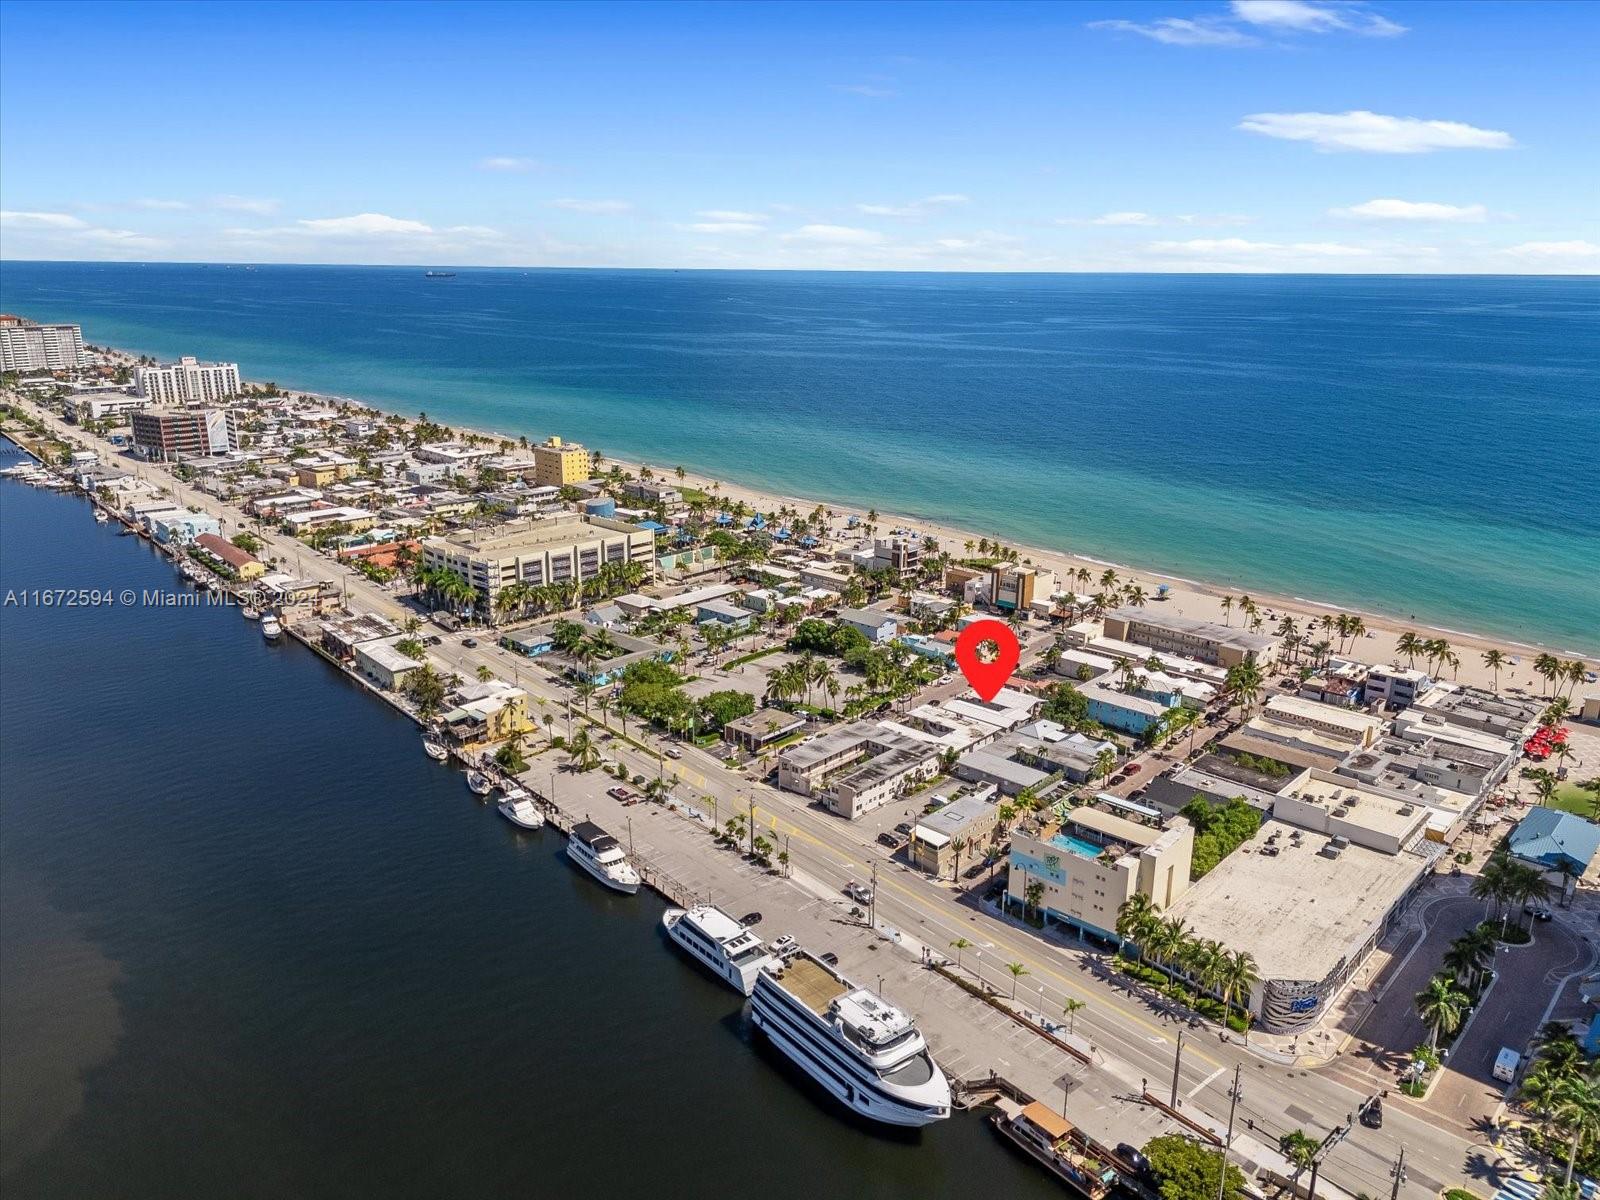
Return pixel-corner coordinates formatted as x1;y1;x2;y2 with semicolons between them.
1062;997;1087;1035
1143;1134;1247;1200
1414;973;1470;1048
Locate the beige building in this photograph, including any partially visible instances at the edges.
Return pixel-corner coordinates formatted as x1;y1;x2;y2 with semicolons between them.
1007;807;1194;942
421;514;654;611
990;564;1054;613
532;436;593;487
1262;695;1385;748
1102;607;1278;669
135;356;242;404
777;720;941;819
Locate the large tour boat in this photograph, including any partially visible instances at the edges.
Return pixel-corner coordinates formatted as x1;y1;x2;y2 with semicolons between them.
661;905;776;996
566;821;640;893
749;950;950;1127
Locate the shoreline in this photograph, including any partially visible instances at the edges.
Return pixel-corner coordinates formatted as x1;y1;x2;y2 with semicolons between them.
86;340;1598;682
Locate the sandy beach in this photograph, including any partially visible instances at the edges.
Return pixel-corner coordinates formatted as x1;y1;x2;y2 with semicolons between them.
92;344;1600;693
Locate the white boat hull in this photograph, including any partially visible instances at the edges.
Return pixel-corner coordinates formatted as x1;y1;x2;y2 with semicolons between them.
662;909;762;996
499;801;546;830
566;842;640;894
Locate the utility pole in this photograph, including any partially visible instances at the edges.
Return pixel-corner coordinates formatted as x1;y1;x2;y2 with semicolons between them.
1061;1076;1073;1118
1306;1116;1352;1200
869;859;879;930
747;796;756;856
1389;1147;1406;1200
1216;1065;1242;1200
1170;1029;1185;1108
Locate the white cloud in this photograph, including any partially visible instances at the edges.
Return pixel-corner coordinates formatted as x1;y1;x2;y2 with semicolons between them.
297;212;434;236
855;194;970;218
1088;18;1256;46
1150;237;1373;258
698;210;767;223
131;198;190;211
477;156;543;172
212;195;280;215
1093;211;1159;226
1230;1;1406;37
550;198;633;215
1501;240;1600;262
686;222;765;235
0;210;88;229
1174;213;1256;227
780;224;885;246
1239;110;1515;153
833;83;897;97
1331;198;1488;222
75;227;168;249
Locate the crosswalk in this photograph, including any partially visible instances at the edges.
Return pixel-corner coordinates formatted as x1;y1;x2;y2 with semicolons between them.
1495;1174;1599;1200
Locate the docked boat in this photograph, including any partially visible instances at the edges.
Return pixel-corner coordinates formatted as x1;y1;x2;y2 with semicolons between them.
566;821;640;893
260;615;283;641
662;905;777;996
93;510;109;523
422;737;449;761
749;950;950;1127
240;605;260;621
466;770;494;796
497;788;546;830
990;1103;1120;1199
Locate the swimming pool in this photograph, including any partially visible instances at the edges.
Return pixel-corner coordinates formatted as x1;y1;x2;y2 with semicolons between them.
1050;833;1105;860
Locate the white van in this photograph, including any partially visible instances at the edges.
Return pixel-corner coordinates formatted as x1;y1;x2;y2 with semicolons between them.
1493;1047;1521;1083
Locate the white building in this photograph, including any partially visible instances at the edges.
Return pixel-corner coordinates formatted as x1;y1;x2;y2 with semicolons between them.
135;357;242;404
0;320;86;371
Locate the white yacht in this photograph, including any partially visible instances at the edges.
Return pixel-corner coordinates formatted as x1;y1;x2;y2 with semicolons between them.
422;737;449;761
749;951;950;1127
566;821;640;894
94;509;109;523
498;788;545;829
661;905;776;996
466;770;494;796
240;605;260;621
260;615;283;641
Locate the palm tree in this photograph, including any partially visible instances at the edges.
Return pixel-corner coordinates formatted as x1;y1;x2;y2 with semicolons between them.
1278;1130;1319;1175
1443;927;1494;991
1006;961;1030;1000
949;836;969;882
1094;747;1117;783
1414;973;1470;1048
1482;648;1507;692
1115;894;1160;957
1220;949;1259;1023
1062;997;1087;1035
1550;1078;1600;1191
949;937;972;971
1397;631;1424;668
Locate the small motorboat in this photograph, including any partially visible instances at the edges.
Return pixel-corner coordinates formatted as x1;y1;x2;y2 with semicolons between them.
260;615;283;641
466;770;494;796
498;788;545;829
422;738;449;761
93;510;109;523
240;605;260;621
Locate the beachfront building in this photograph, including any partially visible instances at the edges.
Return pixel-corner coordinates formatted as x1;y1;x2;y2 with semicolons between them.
1262;695;1385;749
1363;664;1434;709
1007;808;1194;943
135;357;242;405
531;436;593;487
1101;607;1279;669
869;534;922;581
1170;779;1433;1035
777;721;940;819
990;564;1054;613
421;515;655;614
0;318;86;371
131;407;234;461
69;394;151;423
1409;684;1544;743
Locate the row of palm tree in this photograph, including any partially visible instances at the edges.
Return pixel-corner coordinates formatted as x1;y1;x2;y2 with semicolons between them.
1395;632;1462;678
1533;653;1592;700
1471;850;1554;930
1222;659;1265;714
764;652;840;710
1115;895;1261;1023
1522;1024;1600;1190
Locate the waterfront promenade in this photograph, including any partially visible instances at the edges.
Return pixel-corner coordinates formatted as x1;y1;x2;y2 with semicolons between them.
4;397;1523;1200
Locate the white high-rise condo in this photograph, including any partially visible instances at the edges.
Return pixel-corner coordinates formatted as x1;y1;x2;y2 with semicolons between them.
135;356;243;404
0;319;87;371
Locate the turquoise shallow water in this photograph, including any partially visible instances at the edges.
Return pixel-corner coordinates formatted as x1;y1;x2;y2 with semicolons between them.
2;262;1595;651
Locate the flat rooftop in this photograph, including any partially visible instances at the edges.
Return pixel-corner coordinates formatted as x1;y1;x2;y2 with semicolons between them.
1066;804;1161;848
1282;773;1431;842
1171;819;1430;983
773;955;850;1015
1105;606;1279;653
425;514;639;555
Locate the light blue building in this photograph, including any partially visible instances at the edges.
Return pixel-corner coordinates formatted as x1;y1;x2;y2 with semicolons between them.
1510;807;1600;876
1078;682;1174;736
150;510;221;546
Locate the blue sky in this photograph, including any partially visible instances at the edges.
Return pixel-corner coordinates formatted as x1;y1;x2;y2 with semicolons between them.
1;0;1595;271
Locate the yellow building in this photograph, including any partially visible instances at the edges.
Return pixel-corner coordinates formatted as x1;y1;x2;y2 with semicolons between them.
532;436;593;487
296;464;340;488
442;683;536;746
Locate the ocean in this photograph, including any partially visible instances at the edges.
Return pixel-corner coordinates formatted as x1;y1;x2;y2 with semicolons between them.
2;262;1595;652
0;461;1061;1199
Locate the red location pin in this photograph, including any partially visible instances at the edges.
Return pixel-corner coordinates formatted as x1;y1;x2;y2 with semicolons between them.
954;619;1021;703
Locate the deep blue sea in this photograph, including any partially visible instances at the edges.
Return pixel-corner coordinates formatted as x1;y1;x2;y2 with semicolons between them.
2;262;1595;651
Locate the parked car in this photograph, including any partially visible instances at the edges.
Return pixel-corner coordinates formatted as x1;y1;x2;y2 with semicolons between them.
1116;1144;1151;1177
769;934;799;959
1124;762;1142;776
1109;773;1127;785
894;822;914;837
739;911;762;927
606;787;633;802
820;952;840;967
1525;905;1554;921
844;881;874;905
877;832;901;848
